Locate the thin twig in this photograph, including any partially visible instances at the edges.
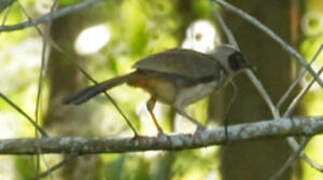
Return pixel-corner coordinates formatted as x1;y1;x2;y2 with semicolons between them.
211;0;280;118
0;0;104;32
47;25;138;136
26;0;138;136
211;0;323;172
212;0;323;88
0;0;12;38
0;0;15;14
269;138;311;180
16;0;48;175
212;3;238;48
277;44;323;109
223;81;237;141
16;1;44;37
246;70;280;118
28;1;79;178
33;153;79;180
271;67;323;179
54;52;138;136
0;92;48;137
21;0;58;178
1;1;12;26
69;62;139;136
284;67;323;117
212;0;279;140
15;1;58;177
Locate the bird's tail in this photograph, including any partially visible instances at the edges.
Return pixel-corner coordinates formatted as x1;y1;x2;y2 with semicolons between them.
63;72;136;105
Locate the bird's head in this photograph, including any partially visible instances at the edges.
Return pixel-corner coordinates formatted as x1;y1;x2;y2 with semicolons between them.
210;45;252;74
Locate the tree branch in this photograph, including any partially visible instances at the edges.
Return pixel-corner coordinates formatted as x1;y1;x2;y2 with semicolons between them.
0;0;104;32
0;92;48;137
0;116;322;155
0;0;15;14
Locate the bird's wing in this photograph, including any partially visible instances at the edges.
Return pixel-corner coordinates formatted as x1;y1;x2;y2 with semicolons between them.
133;49;221;79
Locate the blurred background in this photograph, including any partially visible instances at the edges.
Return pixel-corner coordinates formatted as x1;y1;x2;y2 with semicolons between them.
0;0;322;179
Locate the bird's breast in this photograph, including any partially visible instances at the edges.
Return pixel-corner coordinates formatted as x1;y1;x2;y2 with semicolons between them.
175;80;219;108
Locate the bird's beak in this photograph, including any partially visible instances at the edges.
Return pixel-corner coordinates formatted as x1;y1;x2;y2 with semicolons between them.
247;64;256;71
244;61;257;72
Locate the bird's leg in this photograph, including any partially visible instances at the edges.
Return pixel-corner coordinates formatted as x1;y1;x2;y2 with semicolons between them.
223;117;229;144
147;96;165;136
223;81;238;144
173;106;205;132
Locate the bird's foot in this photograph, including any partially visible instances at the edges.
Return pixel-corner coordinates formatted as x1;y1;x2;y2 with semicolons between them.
223;125;229;145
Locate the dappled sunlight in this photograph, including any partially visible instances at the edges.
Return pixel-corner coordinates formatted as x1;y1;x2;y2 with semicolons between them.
143;150;164;159
0;38;41;92
300;4;323;180
0;112;20;139
303;135;323;180
309;64;323;91
0;32;42;180
182;20;221;53
174;114;196;134
74;24;111;55
200;146;219;157
0;157;15;180
205;170;220;180
1;0;323;179
35;0;54;14
96;103;134;137
302;11;323;36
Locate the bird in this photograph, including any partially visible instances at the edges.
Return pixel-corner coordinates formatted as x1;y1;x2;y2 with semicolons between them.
63;45;251;135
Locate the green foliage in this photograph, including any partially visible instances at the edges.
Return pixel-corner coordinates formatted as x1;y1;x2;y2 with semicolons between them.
15;157;35;180
299;1;323;180
0;0;221;178
6;0;323;179
191;0;213;18
104;155;126;180
121;1;149;54
104;155;151;180
0;4;27;47
59;0;81;6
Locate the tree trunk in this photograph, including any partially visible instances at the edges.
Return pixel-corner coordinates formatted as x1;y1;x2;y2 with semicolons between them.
219;1;301;179
44;4;106;180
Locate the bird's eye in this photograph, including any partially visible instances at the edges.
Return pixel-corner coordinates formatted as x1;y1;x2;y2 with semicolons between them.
228;52;246;71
